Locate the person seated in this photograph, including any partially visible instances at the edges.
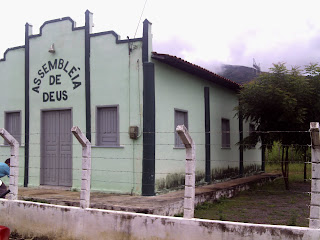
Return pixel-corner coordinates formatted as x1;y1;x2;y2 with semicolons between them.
0;159;10;198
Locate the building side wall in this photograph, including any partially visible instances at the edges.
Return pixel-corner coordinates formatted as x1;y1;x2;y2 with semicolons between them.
154;62;206;192
243;121;262;172
210;84;261;179
154;61;262;192
209;83;240;179
0;48;25;186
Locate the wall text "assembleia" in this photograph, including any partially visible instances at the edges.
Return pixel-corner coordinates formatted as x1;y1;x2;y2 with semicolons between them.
32;58;82;102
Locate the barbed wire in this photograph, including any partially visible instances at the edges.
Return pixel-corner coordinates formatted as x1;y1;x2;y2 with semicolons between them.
0;142;313;148
7;164;310;178
0;129;313;136
0;153;313;164
0;130;314;186
12;173;311;192
1;125;313;227
0;129;313;159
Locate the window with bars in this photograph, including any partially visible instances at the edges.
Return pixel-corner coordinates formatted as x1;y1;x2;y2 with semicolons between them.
221;118;230;148
96;106;119;146
5;111;21;145
174;109;188;148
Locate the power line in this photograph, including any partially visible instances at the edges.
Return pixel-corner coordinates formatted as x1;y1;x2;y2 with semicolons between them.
134;0;148;39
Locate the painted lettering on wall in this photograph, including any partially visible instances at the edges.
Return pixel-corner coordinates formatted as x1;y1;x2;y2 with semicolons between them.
32;58;82;102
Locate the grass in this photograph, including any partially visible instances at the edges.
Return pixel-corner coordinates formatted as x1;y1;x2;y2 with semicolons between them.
23;198;50;204
194;163;311;226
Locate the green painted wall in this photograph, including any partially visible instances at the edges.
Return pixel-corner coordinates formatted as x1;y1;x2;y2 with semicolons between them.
27;20;144;194
153;62;207;192
28;19;86;188
209;82;240;179
153;61;261;192
243;121;262;173
0;48;25;186
90;33;143;194
0;17;144;194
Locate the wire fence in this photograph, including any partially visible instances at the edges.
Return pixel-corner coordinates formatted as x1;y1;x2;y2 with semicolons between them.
0;129;314;190
0;128;315;227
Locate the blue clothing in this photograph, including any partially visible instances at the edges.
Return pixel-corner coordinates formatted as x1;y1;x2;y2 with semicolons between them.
0;163;9;178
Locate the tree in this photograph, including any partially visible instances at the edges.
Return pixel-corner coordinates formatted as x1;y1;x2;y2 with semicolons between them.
305;63;320;121
237;63;316;190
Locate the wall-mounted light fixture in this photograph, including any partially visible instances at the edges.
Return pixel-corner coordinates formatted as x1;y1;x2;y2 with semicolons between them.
48;44;55;53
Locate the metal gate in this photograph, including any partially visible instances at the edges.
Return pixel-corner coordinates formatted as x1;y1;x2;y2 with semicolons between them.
40;110;72;187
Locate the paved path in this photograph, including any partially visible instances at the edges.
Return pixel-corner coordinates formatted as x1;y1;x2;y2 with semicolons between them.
17;173;280;216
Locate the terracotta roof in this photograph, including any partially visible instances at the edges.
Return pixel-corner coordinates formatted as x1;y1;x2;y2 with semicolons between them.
151;52;241;91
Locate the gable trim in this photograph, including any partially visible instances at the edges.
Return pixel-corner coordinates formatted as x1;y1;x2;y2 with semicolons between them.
29;17;85;39
91;31;142;43
0;46;25;62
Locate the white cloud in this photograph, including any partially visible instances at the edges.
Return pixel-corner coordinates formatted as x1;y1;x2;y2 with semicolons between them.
1;0;320;71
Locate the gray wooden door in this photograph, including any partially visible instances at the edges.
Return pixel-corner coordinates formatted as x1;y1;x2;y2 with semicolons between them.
41;110;72;187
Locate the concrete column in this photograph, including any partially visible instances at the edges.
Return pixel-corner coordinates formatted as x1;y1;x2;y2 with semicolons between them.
176;125;196;219
0;128;19;200
71;126;91;209
309;122;320;228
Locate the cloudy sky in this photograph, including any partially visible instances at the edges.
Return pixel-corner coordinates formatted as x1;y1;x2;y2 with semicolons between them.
1;0;320;72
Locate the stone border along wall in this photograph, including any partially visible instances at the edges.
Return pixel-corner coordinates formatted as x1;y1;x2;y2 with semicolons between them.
0;199;319;240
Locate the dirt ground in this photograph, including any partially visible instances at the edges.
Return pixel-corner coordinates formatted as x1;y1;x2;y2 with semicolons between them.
195;179;311;227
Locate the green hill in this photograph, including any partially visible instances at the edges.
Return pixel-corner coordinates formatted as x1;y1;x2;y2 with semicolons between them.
219;64;259;84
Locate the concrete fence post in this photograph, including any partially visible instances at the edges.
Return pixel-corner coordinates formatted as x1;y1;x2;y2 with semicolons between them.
176;125;196;219
309;122;320;228
0;128;19;200
71;126;91;209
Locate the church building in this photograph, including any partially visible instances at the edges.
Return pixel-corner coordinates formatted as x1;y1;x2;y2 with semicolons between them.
0;11;261;195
